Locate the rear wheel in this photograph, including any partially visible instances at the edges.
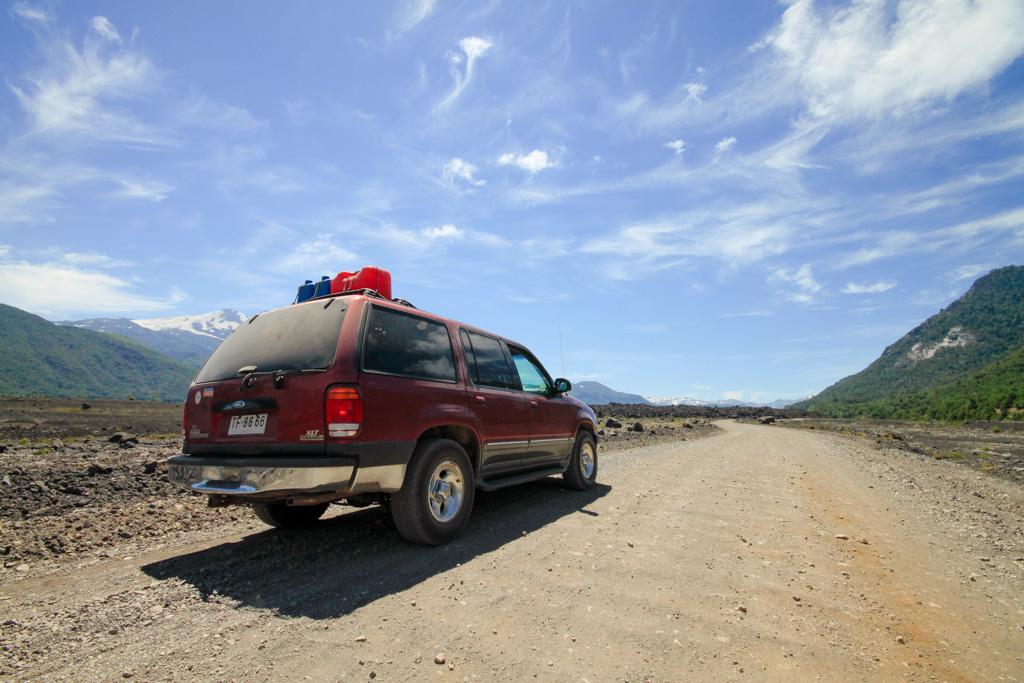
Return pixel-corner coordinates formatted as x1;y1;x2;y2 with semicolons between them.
391;438;475;545
563;431;598;490
252;501;329;528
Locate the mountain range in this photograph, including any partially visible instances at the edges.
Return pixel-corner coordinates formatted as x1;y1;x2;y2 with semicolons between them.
0;304;195;401
569;382;798;408
4;265;1021;419
61;310;247;365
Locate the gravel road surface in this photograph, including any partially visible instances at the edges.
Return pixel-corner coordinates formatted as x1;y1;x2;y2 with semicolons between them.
2;421;1022;681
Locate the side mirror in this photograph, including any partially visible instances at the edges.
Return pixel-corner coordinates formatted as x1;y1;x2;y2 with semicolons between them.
554;378;572;394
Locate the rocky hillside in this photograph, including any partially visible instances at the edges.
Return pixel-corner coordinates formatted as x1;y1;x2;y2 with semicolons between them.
799;265;1024;418
0;304;195;402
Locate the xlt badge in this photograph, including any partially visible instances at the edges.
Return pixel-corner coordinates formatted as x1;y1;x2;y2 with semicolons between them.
300;429;324;441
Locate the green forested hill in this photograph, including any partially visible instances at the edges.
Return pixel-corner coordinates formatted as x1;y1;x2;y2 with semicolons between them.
0;304;194;401
813;345;1024;420
799;266;1024;419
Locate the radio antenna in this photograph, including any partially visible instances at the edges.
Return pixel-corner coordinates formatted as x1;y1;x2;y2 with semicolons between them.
558;322;566;378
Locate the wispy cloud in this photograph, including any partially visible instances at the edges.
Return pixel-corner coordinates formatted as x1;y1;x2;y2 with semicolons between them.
715;136;737;153
664;138;685;156
11;1;50;23
278;238;358;274
949;264;992;282
112;178;172;202
10;16;168;145
770;264;822;303
716;310;774;318
497;149;554;174
842;280;896;295
0;250;184;317
89;16;122;44
442;157;486;187
392;0;436;35
767;0;1024;121
437;36;493;110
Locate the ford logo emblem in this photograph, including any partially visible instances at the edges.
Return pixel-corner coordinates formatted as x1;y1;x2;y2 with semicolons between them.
231;400;246;409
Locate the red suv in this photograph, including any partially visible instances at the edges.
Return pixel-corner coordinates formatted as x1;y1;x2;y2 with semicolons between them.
168;291;599;544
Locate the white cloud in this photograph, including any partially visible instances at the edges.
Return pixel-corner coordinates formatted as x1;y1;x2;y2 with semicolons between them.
664;139;686;156
62;251;132;268
0;181;54;224
11;2;49;22
722;390;746;401
768;0;1024;121
10;17;165;144
949;264;992;282
393;0;436;34
278;238;358;273
422;224;465;240
715;136;737;153
771;264;822;302
842;280;896;294
685;82;706;100
89;16;122;43
497;149;554;174
0;259;183;317
112;178;172;202
437;36;493;110
442;158;486;187
583;201;798;273
716;310;775;318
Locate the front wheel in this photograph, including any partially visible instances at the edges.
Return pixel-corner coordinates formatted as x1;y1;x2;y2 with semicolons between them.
251;501;329;528
391;438;475;545
563;431;598;490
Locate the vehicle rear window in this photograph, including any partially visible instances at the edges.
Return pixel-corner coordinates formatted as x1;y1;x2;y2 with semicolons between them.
463;330;519;390
362;306;456;382
194;299;347;383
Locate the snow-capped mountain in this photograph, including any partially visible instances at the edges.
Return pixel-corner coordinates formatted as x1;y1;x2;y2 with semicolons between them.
645;395;708;407
133;309;248;340
62;309;247;365
646;395;800;408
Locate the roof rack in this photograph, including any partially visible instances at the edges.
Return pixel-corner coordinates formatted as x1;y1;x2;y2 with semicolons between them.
304;289;416;308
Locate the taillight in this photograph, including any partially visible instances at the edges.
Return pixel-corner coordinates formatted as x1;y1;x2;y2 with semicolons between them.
182;395;190;439
325;386;363;438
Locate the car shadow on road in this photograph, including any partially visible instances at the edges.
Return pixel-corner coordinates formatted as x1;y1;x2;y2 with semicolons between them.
142;479;610;619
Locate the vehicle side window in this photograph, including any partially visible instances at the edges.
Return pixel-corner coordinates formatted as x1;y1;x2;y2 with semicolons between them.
459;330;478;384
363;306;456;382
464;331;518;390
509;347;552;395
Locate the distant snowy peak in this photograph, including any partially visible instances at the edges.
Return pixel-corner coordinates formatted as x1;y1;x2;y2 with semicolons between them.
645;396;707;407
646;395;801;408
133;309;248;340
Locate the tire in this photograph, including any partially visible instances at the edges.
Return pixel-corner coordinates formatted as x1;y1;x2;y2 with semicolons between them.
563;430;598;490
391;438;475;545
251;501;329;528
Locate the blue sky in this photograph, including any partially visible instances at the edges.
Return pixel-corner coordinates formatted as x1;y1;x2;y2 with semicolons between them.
2;0;1024;401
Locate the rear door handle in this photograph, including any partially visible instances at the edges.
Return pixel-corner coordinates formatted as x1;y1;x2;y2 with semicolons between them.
474;395;487;405
529;400;539;407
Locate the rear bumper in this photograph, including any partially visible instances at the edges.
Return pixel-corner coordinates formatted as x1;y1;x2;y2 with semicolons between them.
168;440;415;500
168;455;357;499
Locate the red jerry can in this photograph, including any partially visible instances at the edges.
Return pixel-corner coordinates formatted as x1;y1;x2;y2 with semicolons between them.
331;266;392;300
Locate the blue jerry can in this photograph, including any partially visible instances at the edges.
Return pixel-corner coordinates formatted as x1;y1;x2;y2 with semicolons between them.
312;275;332;298
294;280;315;303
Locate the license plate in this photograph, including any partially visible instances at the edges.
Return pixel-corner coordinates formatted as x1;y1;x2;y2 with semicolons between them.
228;413;268;436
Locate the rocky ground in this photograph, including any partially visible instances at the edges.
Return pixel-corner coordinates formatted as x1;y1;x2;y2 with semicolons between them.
593;411;720;451
0;403;718;581
1;422;1021;681
775;417;1024;484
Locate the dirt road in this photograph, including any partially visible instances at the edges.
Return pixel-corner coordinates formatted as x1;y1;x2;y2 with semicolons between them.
3;422;1022;681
